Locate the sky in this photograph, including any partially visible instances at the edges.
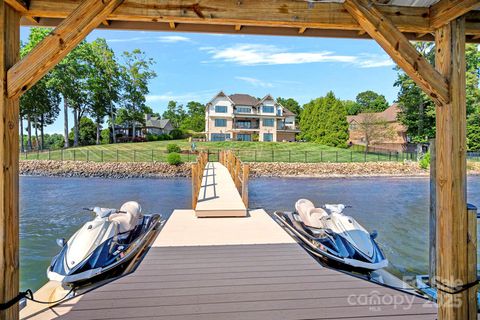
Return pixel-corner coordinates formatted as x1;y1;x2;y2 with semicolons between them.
20;27;401;134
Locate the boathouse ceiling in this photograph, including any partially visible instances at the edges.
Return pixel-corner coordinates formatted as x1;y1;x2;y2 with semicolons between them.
10;0;480;43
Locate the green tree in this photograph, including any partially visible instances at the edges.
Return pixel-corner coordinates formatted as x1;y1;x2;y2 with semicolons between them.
299;91;349;147
162;100;186;128
119;49;157;141
395;42;480;147
355;90;389;114
20;28;61;150
86;38;122;145
69;117;97;146
276;97;302;120
343;99;361;116
181;101;205;132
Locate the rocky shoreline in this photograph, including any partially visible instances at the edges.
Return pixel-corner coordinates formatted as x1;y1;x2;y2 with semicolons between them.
19;160;480;179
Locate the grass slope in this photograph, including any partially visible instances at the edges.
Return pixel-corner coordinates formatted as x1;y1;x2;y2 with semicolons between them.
23;140;415;163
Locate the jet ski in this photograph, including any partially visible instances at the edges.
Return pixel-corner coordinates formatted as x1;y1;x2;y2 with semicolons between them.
47;201;161;286
273;199;388;272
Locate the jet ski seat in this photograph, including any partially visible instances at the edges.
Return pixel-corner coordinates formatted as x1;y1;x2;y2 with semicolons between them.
109;201;143;234
295;199;329;229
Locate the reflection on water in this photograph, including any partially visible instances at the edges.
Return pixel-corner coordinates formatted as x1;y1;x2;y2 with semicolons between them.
20;175;480;291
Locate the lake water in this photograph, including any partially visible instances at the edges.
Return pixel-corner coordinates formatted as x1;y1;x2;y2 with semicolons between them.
20;175;480;291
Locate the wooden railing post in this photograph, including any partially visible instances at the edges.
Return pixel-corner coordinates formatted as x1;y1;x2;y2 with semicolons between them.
191;163;198;209
235;158;241;189
242;164;249;207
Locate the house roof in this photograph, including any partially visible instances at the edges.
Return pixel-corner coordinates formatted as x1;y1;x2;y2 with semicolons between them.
146;118;171;129
229;94;259;106
282;107;295;116
347;104;401;124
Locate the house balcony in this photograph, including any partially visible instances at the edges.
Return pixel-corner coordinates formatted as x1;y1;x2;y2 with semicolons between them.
233;124;260;130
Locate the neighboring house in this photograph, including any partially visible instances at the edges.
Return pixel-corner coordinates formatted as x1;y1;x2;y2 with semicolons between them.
346;104;407;152
205;91;299;142
115;114;174;140
144;114;174;135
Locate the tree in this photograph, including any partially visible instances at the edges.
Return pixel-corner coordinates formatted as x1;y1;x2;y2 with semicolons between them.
20;28;61;150
354;113;395;153
50;39;92;147
162;100;186;129
395;42;480;145
276;97;302;120
86;38;122;145
181;101;205;132
119;49;157;140
69;117;97;146
343;99;361;116
299;91;349;147
467;112;480;151
354;90;389;114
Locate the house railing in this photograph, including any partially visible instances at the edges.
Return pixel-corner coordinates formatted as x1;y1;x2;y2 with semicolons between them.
219;150;249;207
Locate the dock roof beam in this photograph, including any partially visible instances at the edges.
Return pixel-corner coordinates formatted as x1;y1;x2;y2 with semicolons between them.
7;0;124;99
430;0;480;29
344;0;450;106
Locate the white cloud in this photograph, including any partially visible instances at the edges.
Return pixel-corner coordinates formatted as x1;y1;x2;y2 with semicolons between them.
235;76;274;88
146;90;217;103
201;44;393;68
106;35;191;43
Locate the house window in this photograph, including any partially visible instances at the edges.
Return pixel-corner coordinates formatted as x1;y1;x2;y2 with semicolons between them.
236;107;251;113
277;109;282;116
215;119;227;127
263;133;273;142
262;118;274;127
211;133;230;141
262;106;274;113
236;121;251;129
237;134;252;141
215;105;227;113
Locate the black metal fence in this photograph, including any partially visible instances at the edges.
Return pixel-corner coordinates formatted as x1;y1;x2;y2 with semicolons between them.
21;148;419;163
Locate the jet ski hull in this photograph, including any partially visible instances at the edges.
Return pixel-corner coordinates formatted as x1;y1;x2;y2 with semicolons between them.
48;214;161;286
273;211;388;272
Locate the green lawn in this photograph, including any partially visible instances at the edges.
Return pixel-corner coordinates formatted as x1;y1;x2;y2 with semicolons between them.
21;140;416;163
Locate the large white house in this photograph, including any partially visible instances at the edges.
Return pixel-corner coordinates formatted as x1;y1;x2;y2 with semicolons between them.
205;92;299;142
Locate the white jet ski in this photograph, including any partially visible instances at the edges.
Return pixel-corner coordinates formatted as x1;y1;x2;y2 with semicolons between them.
47;201;161;285
274;199;388;272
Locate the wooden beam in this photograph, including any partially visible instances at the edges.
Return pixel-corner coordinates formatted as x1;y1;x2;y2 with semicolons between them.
435;17;471;319
298;27;307;34
102;20;111;27
344;0;450;106
430;0;480;29
234;24;241;31
7;0;124;99
0;2;20;320
24;0;434;33
168;21;176;29
4;0;26;13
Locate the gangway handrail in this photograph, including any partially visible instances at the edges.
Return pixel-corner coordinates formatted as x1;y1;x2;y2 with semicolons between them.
219;150;249;207
191;151;208;208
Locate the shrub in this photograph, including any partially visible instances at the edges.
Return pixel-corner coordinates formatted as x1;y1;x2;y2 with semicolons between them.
167;143;181;153
419;151;430;170
167;152;182;165
170;129;184;140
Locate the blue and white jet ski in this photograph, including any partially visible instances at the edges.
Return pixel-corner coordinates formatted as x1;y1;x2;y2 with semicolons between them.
274;199;388;272
47;201;161;285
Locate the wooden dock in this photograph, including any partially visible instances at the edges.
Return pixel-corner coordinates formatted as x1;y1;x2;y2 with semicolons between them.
21;208;437;320
194;162;247;217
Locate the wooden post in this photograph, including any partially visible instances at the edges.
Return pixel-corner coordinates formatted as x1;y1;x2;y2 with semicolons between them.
435;17;471;320
0;2;20;319
242;164;249;207
235;159;241;189
191;163;198;209
429;139;436;287
467;203;478;317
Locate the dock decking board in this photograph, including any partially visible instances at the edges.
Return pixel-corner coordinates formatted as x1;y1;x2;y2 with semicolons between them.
23;210;438;319
40;243;437;320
